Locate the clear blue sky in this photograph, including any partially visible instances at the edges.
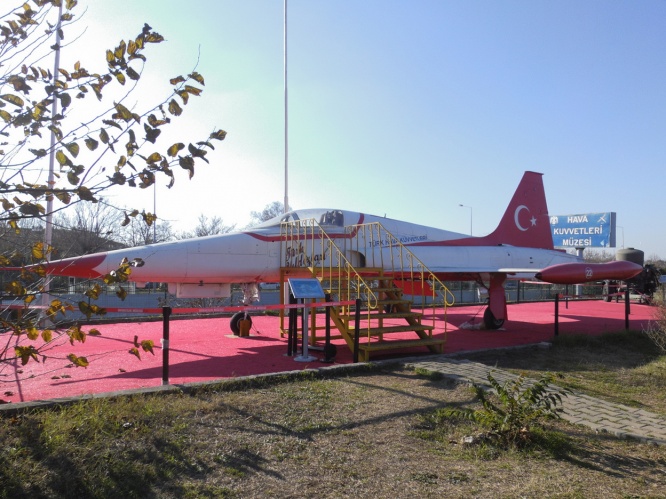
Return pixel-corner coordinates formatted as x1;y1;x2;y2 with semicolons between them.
77;1;666;258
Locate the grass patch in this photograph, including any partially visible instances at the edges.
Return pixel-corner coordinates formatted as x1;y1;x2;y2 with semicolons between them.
1;332;665;497
462;330;666;416
414;366;445;380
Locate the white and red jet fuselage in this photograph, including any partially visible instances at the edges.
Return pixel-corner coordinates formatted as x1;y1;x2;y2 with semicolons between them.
41;171;592;328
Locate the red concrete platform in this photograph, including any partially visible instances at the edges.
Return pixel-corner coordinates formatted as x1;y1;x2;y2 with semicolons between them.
0;300;657;404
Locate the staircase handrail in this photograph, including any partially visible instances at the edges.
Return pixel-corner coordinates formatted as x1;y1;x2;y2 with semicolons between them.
280;219;379;309
344;222;456;308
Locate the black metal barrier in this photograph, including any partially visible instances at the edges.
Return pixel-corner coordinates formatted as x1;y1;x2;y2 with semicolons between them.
322;294;335;363
156;299;354;386
353;299;361;363
162;306;171;385
554;292;632;338
285;294;358;363
554;294;559;337
287;292;298;356
625;287;630;330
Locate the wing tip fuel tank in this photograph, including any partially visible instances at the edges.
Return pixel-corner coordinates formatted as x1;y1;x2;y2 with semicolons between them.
535;260;643;285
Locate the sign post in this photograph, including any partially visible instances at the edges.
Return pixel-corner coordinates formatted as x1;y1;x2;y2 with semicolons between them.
288;278;325;363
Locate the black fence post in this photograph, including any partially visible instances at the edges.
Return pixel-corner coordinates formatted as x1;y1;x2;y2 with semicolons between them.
162;306;171;385
625;288;630;329
323;293;335;363
554;293;559;337
297;298;304;355
516;280;521;304
288;292;296;356
353;298;361;363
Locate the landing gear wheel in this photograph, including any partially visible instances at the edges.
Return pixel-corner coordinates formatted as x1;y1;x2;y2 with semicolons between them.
483;308;505;330
323;343;337;361
602;281;615;302
230;312;252;335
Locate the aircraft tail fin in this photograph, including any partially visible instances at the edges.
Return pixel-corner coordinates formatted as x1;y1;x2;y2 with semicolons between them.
481;171;554;249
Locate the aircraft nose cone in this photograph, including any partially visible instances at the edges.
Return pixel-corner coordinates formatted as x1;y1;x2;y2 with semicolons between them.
47;253;108;279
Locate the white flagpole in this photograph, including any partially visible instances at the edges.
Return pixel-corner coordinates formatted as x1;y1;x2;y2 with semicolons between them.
283;0;289;214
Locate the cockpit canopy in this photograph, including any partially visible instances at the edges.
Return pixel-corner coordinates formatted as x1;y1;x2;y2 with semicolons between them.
255;209;346;228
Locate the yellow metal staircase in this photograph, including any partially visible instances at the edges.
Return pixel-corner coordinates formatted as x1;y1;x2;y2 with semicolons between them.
279;217;455;361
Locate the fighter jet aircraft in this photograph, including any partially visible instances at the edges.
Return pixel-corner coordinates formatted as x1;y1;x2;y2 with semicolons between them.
33;171;600;330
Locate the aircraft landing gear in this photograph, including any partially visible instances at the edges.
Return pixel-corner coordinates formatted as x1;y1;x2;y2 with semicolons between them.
483;308;505;330
230;283;260;335
230;311;252;335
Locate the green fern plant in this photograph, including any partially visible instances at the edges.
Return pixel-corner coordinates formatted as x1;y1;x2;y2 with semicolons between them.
446;372;571;447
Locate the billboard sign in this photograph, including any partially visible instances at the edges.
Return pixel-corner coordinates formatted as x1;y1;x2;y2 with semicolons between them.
549;212;616;249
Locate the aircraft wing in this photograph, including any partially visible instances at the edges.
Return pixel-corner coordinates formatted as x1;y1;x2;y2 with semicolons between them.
426;265;541;275
498;268;544;275
419;265;545;283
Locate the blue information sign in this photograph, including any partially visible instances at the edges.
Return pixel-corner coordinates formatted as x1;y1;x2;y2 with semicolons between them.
288;278;325;299
549;212;616;249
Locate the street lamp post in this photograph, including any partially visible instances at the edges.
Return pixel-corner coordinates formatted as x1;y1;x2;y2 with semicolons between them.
459;204;472;236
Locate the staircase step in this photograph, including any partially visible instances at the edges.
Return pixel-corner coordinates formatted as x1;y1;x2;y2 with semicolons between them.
376;299;410;306
321;283;400;293
369;311;421;320
362;324;435;335
358;338;445;354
